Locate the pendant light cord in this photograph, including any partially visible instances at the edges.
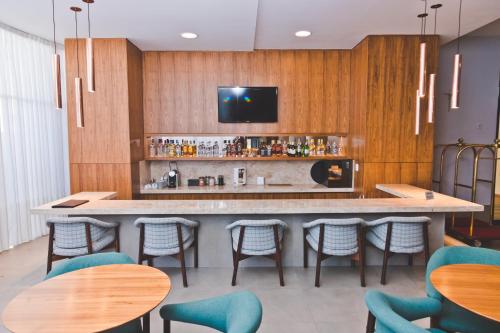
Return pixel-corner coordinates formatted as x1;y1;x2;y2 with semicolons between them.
457;0;462;53
434;7;438;34
424;0;427;35
87;2;91;38
74;11;80;76
52;0;56;54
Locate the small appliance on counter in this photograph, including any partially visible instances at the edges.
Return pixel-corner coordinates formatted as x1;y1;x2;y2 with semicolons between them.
233;167;246;186
167;161;180;188
310;159;354;191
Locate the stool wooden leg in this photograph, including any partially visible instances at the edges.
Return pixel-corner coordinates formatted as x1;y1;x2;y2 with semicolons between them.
303;228;308;268
176;224;188;288
114;226;120;252
138;224;145;264
47;224;54;273
231;226;245;286
273;225;285;287
163;319;171;333
366;311;376;333
381;223;393;285
423;222;430;264
147;258;153;267
143;312;150;333
358;224;366;287
315;224;325;288
194;227;199;268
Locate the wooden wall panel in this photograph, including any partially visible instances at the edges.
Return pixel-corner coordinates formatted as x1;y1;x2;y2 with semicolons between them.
65;39;131;164
142;50;351;135
70;163;132;199
65;38;144;199
350;36;439;197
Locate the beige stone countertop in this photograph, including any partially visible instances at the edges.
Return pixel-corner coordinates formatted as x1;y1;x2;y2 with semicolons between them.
31;185;483;215
140;184;354;194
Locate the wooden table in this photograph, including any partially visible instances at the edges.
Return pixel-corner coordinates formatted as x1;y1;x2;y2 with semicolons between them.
430;264;500;322
2;264;171;333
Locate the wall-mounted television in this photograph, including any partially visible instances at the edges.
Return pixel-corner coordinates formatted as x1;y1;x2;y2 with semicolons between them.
218;87;278;123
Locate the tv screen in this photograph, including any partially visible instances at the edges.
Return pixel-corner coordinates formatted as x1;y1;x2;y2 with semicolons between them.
218;87;278;123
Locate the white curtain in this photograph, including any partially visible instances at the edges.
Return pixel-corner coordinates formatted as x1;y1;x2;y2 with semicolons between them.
0;23;69;252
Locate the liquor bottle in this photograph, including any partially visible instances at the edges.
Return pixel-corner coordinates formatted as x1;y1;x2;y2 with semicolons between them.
282;140;288;156
214;141;220;157
276;140;282;156
198;141;205;157
175;140;182;157
309;139;316;156
149;138;157;157
259;141;266;156
192;140;197;156
271;140;277;156
338;137;345;156
188;141;193;156
182;140;188;156
290;141;297;157
318;139;325;156
236;139;243;156
266;141;272;156
326;140;332;155
303;140;310;157
205;141;212;157
157;139;164;157
296;139;303;157
169;140;175;157
246;138;252;157
332;140;338;155
230;141;236;157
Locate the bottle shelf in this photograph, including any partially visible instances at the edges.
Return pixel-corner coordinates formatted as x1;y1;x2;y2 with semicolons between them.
145;155;350;161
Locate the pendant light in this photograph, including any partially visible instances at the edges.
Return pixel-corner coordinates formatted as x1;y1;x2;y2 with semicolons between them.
71;6;84;128
417;3;428;98
51;0;62;109
451;0;463;110
427;3;442;123
416;90;421;135
83;0;95;92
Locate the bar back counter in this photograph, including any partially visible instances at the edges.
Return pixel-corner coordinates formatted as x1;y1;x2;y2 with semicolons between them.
32;184;482;267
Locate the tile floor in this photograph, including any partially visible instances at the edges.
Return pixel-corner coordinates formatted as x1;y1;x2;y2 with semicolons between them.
0;236;430;333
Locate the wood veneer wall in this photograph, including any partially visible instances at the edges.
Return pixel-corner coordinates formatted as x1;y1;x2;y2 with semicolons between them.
65;38;143;199
349;35;439;197
143;50;351;134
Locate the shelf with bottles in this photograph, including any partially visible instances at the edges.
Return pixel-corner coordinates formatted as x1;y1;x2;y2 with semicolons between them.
144;134;348;161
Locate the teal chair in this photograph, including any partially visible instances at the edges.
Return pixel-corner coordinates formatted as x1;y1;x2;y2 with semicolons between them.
366;246;500;333
365;290;445;333
45;252;143;333
160;291;262;333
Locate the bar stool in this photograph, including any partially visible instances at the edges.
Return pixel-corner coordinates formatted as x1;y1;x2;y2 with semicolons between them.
226;219;288;287
46;217;120;273
364;216;431;285
302;218;366;287
134;217;199;287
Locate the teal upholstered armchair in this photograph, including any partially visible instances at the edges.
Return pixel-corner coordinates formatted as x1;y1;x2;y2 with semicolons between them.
366;246;500;333
160;291;262;333
365;290;444;333
45;252;143;333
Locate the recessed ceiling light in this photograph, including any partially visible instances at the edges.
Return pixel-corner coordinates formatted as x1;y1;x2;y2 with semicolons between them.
295;30;311;38
180;32;198;39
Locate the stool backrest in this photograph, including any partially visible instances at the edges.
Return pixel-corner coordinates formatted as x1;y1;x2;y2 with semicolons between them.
134;217;198;249
47;217;109;249
226;220;287;251
365;216;430;248
304;218;364;251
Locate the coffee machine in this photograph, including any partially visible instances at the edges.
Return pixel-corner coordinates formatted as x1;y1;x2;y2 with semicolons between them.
167;162;180;188
233;167;246;186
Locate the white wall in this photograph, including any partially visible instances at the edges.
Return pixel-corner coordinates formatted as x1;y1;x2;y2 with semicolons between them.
433;36;500;204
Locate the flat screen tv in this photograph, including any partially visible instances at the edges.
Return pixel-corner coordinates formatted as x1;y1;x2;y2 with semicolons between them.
218;87;278;123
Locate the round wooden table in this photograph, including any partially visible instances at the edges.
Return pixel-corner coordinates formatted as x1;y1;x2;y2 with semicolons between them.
430;263;500;322
2;264;171;333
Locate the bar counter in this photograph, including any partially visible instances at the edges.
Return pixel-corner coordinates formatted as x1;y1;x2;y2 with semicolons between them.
32;184;482;267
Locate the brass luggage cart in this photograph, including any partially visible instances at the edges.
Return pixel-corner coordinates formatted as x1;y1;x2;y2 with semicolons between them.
433;139;500;246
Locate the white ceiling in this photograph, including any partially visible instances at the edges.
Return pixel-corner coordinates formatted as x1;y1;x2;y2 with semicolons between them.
0;0;499;51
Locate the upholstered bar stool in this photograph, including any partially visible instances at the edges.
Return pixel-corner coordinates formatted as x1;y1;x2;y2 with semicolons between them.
364;216;431;285
226;219;288;287
302;218;366;287
134;217;199;287
46;217;119;273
